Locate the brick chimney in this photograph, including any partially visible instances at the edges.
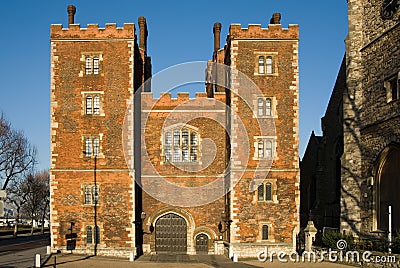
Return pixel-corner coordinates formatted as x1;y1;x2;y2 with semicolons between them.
67;5;76;26
213;22;222;53
138;16;148;51
270;13;281;24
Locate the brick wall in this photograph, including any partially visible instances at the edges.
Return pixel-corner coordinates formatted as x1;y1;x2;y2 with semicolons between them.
50;23;137;256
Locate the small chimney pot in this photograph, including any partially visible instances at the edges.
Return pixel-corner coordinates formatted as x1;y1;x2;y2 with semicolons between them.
67;5;76;25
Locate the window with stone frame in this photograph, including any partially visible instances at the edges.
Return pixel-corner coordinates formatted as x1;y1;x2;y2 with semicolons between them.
262;225;269;240
258;182;273;201
84;136;100;157
385;72;400;102
163;126;199;163
257;97;273;117
85;56;101;75
84;185;99;205
258;56;265;74
255;138;275;160
86;225;100;244
85;95;101;115
255;54;277;75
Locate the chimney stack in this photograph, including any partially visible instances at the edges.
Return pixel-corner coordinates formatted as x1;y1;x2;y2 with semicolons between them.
67;5;76;25
270;13;281;24
138;16;148;51
213;22;222;53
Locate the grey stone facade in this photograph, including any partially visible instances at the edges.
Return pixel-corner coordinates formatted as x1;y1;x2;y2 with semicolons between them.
342;0;400;236
302;1;400;238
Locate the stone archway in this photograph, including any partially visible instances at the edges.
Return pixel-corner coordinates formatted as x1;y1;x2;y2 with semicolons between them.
375;144;400;232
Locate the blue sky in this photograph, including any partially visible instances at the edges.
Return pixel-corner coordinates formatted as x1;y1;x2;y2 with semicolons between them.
0;0;348;170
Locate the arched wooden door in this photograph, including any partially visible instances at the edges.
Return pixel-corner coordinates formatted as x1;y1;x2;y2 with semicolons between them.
155;213;187;253
195;233;208;254
378;146;400;232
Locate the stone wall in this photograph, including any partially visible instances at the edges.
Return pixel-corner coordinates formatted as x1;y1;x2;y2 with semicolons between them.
342;0;400;235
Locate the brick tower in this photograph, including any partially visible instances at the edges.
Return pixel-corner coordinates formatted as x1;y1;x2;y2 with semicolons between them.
210;13;300;256
49;6;150;256
50;6;299;258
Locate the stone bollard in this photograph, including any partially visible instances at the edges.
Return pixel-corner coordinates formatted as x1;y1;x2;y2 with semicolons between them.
129;252;135;262
35;254;41;267
233;253;238;262
304;221;317;252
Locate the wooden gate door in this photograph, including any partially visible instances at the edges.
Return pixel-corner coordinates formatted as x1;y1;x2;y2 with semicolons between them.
195;233;208;254
155;213;187;253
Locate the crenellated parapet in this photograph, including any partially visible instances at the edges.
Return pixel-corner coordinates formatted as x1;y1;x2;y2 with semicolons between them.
141;92;226;110
229;23;298;40
50;23;135;40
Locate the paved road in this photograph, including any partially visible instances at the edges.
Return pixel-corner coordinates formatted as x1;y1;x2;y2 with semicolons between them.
0;234;351;268
0;233;50;253
0;233;50;268
40;253;352;268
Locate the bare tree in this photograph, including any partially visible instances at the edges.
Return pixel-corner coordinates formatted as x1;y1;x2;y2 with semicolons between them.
22;171;50;234
6;177;29;236
0;114;37;190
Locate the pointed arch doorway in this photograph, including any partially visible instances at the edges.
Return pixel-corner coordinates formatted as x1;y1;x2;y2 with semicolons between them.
376;144;400;232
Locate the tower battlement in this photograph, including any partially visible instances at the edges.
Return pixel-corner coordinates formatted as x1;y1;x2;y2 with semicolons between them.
141;92;226;109
50;23;135;39
229;23;298;40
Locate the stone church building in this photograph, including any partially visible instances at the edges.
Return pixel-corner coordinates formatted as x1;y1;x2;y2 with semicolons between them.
50;6;300;257
301;0;399;239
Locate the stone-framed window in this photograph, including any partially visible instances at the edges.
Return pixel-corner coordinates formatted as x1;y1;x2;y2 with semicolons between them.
81;91;105;116
258;56;274;74
85;56;100;75
82;135;103;158
257;179;278;203
257;97;273;117
162;124;200;164
385;72;400;102
258;223;274;242
85;95;101;115
258;182;272;201
83;185;99;205
254;96;277;118
85;225;100;244
262;225;269;240
80;53;103;77
258;56;265;74
85;137;99;157
254;52;278;76
254;137;276;160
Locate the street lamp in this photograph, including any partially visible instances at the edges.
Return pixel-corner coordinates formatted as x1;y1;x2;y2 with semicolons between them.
218;211;232;233
83;151;97;256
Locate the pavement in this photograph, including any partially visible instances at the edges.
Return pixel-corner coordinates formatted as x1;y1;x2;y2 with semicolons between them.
39;253;352;268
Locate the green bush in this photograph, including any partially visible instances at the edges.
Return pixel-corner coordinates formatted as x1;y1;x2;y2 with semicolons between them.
322;231;355;251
